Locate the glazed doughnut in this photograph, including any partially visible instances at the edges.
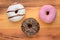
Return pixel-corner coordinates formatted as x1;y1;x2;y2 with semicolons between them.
21;18;40;36
7;3;25;22
39;5;56;23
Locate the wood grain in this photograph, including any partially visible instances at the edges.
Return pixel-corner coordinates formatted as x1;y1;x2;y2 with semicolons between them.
0;0;60;8
0;0;60;40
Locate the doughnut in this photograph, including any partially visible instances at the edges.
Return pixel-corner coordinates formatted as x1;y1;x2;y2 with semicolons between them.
7;3;25;22
21;18;40;36
39;5;56;23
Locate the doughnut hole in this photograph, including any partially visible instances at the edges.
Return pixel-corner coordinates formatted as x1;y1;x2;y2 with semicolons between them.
46;11;49;15
15;10;18;13
27;24;32;28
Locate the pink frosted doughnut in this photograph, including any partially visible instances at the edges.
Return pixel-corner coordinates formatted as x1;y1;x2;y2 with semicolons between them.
39;5;56;23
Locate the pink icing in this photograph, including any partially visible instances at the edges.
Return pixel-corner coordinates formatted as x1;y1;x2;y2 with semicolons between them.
39;5;56;23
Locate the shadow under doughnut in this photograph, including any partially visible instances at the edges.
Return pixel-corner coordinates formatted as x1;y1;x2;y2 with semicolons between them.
21;18;40;36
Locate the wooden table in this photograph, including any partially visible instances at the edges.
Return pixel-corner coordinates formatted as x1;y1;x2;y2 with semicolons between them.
0;0;60;40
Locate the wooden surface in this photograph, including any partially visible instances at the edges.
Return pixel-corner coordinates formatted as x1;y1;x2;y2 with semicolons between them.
0;0;60;40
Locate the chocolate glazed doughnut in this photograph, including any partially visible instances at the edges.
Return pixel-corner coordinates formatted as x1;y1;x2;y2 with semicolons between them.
21;18;40;36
